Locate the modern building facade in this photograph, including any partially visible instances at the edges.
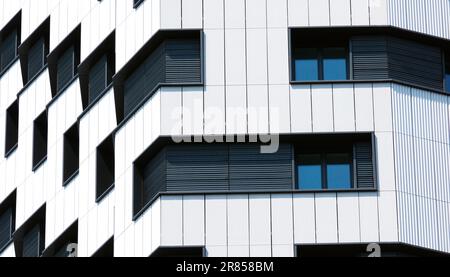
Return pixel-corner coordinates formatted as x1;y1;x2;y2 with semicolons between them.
0;0;450;257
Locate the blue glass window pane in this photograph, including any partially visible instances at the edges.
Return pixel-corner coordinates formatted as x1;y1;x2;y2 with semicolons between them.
323;48;347;80
298;154;322;190
326;153;351;189
294;48;319;81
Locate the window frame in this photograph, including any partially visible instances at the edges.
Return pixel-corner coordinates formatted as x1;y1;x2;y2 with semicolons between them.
292;46;350;82
295;147;354;191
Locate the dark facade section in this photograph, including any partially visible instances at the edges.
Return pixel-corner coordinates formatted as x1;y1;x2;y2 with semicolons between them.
113;30;202;123
354;141;375;189
352;36;443;90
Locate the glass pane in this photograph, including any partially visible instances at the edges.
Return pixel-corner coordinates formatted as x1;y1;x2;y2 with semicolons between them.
327;153;351;189
298;154;322;190
294;48;319;81
323;47;347;80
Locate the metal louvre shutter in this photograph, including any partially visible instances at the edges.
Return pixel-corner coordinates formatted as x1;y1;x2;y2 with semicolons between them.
165;39;201;83
354;142;375;189
123;38;201;119
124;44;165;118
142;148;167;204
166;145;229;192
387;37;443;90
23;224;41;257
0;30;17;71
351;36;389;80
0;208;12;248
27;38;45;81
57;46;75;92
229;144;293;191
89;55;107;103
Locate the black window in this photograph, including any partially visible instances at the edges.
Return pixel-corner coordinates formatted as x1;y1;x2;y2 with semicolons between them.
89;55;110;103
5;100;19;157
296;137;375;191
96;135;114;201
27;38;46;81
0;192;16;251
32;111;48;170
293;46;348;81
445;55;450;93
0;29;18;71
22;223;45;257
63;123;79;185
57;46;76;92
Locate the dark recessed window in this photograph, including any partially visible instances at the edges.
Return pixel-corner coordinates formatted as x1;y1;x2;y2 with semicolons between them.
5;100;19;157
0;29;18;71
63;123;79;185
293;47;348;81
32;111;48;170
296;136;375;191
445;56;450;93
89;55;110;103
22;223;45;257
133;0;144;8
0;192;16;251
96;135;114;201
27;38;46;81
